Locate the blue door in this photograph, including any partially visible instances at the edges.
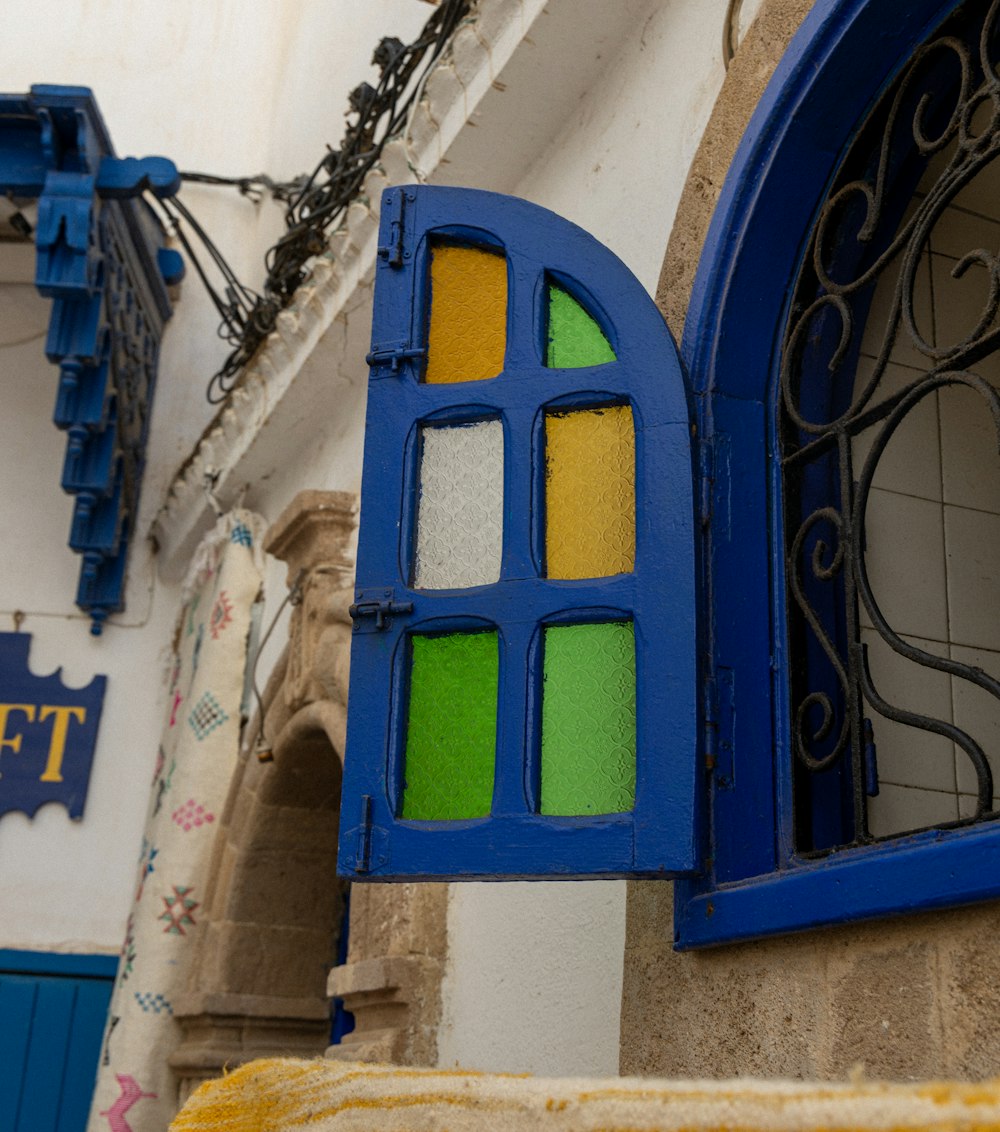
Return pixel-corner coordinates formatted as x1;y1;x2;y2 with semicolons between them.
0;950;116;1132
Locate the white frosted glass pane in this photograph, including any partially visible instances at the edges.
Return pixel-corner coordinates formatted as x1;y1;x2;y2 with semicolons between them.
415;420;503;589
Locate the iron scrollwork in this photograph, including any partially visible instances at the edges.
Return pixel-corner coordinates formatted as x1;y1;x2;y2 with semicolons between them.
781;0;1000;847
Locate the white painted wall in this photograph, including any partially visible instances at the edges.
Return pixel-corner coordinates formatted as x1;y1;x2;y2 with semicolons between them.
0;1;440;955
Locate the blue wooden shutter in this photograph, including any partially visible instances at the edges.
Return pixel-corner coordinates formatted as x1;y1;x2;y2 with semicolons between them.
338;186;697;879
0;952;116;1132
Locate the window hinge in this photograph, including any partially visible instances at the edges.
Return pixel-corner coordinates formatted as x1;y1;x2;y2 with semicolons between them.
349;588;414;633
697;438;714;529
377;187;409;267
347;794;388;874
704;667;735;788
703;671;718;768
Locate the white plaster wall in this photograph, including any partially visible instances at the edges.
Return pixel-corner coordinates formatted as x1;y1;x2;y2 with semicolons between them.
0;2;436;954
512;0;730;294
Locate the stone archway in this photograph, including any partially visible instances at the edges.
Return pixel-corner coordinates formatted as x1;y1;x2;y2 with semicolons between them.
170;492;448;1102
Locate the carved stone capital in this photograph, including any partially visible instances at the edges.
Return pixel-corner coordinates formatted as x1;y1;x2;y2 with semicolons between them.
265;490;359;712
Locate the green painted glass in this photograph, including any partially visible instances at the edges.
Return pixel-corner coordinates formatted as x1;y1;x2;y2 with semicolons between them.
546;282;616;368
540;622;636;815
402;631;498;820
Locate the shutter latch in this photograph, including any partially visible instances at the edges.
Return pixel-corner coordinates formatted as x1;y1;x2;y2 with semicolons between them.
365;340;426;373
350;588;413;633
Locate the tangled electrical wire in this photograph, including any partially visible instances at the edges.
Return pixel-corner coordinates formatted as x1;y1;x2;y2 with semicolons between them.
153;0;473;405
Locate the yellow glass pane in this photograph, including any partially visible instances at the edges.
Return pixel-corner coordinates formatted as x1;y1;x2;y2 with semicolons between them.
425;243;507;383
545;405;635;578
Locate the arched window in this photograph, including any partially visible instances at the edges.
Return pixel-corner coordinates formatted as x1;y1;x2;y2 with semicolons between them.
339;0;1000;948
677;0;1000;946
339;187;697;880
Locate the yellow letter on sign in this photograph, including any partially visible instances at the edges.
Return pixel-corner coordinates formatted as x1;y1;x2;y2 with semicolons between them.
0;704;36;774
38;705;87;783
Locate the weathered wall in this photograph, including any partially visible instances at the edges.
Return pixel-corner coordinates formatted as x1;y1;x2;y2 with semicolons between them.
622;883;1000;1080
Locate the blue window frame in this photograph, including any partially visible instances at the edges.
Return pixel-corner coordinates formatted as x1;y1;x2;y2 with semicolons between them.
674;0;1000;947
338;186;698;880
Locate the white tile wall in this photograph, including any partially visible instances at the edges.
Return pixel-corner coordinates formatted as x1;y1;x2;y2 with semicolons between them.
850;179;1000;836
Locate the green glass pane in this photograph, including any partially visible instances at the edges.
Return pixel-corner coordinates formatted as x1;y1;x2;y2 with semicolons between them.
540;622;636;816
546;283;616;368
402;631;498;820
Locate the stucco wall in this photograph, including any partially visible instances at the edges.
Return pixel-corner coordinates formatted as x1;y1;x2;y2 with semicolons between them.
0;0;434;955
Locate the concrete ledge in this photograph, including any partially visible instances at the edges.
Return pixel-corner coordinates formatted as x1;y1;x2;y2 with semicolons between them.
170;1058;1000;1131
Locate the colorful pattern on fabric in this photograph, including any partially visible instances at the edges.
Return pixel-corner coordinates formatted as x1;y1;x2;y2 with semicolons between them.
172;798;215;831
133;991;173;1015
209;590;234;638
134;839;158;902
88;510;266;1132
188;691;228;740
120;915;136;982
100;1073;156;1132
158;885;198;936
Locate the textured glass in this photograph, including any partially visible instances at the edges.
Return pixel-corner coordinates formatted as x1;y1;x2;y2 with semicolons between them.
540;622;636;815
402;631;498;820
546;283;616;368
414;421;503;589
425;243;507;383
545;406;635;578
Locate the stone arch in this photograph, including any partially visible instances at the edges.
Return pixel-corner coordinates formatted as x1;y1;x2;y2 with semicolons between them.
171;493;448;1101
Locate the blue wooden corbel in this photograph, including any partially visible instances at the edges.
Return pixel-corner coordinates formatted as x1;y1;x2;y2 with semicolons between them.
0;85;184;634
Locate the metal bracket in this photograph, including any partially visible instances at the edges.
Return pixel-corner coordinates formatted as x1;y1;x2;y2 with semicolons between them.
349;588;414;633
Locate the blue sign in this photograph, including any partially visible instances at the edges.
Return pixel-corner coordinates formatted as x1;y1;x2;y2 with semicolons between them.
0;633;106;820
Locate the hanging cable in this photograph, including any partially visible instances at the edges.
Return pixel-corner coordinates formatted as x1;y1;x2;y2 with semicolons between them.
150;0;473;404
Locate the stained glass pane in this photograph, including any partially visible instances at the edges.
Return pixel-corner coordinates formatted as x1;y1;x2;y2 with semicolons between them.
402;631;498;820
414;420;503;589
545;405;635;578
546;282;616;368
425;243;507;383
540;622;636;815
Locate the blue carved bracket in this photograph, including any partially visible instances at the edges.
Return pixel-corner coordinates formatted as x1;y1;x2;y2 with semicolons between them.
0;85;184;634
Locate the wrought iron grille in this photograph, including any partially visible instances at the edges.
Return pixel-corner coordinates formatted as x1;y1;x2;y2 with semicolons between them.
780;0;1000;852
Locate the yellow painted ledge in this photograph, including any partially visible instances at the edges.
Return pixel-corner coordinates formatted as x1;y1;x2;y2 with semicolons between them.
170;1058;1000;1132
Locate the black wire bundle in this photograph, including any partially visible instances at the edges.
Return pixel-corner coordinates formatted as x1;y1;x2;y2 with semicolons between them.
159;0;472;404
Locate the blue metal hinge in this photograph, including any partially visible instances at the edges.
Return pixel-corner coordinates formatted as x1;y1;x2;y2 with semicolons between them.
365;340;426;374
349;588;414;633
347;795;389;874
703;672;718;769
697;438;714;529
376;187;414;268
704;668;735;787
